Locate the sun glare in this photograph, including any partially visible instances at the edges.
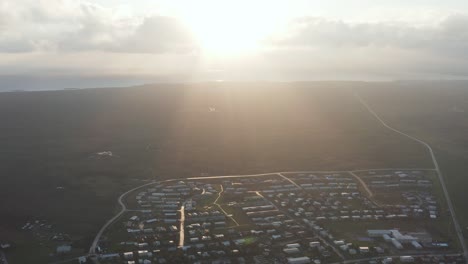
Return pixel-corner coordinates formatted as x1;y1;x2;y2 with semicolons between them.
181;1;277;55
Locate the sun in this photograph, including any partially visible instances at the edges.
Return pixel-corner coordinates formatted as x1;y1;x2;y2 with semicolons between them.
180;0;277;55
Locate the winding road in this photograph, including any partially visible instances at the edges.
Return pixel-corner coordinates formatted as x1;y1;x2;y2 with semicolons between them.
89;180;159;256
213;184;240;226
354;91;468;260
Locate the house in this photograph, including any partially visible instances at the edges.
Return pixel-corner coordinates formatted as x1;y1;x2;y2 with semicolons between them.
391;238;403;249
137;243;149;248
382;258;393;264
359;247;369;253
367;230;392;237
309;241;320;248
400;256;415;263
411;241;422;249
56;245;71;254
287;256;311;264
138;250;152;258
333;240;345;246
286;243;301;248
374;246;384;254
284;248;300;254
124;252;134;260
100;253;120;260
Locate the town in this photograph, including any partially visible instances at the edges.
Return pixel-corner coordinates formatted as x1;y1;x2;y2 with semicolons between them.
68;169;466;264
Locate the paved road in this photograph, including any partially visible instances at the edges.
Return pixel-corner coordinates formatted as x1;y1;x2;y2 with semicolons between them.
89;180;159;255
354;91;468;260
178;204;185;248
213;184;240;226
255;190;345;260
186;168;435;181
278;173;303;190
349;171;374;198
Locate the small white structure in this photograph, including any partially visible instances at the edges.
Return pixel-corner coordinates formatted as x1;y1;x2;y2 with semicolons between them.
382;257;393;264
367;230;392;237
309;241;320;248
411;241;423;249
334;240;345;246
100;253;120;260
383;234;392;242
391;238;403;249
56;245;71;254
359;246;369;253
284;248;300;254
400;256;415;263
124;252;134;260
288;256;311;264
286;243;301;248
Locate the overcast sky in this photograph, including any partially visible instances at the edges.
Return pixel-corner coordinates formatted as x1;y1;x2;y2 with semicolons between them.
2;0;468;89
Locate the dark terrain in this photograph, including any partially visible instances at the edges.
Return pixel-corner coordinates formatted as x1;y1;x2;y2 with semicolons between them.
358;81;468;233
3;81;467;262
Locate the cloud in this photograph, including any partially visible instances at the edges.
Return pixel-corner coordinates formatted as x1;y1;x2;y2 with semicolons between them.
117;16;197;53
0;0;197;54
2;1;468;81
268;14;468;58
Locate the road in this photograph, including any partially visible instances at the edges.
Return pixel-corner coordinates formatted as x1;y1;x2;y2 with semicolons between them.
213;184;240;226
278;173;303;190
178;204;185;248
354;91;468;260
186;168;436;181
255;190;345;260
88;180;159;255
349;171;373;198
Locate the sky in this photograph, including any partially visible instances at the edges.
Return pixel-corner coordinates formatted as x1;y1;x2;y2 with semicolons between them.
2;0;468;89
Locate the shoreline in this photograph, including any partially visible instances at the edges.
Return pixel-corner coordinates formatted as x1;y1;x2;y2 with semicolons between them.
2;79;468;94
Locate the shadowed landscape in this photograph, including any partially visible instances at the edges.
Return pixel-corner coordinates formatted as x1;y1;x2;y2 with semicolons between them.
3;1;468;263
358;81;468;236
0;81;448;262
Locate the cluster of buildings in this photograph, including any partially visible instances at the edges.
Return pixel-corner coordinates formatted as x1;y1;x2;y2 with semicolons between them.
91;170;463;264
362;171;433;189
